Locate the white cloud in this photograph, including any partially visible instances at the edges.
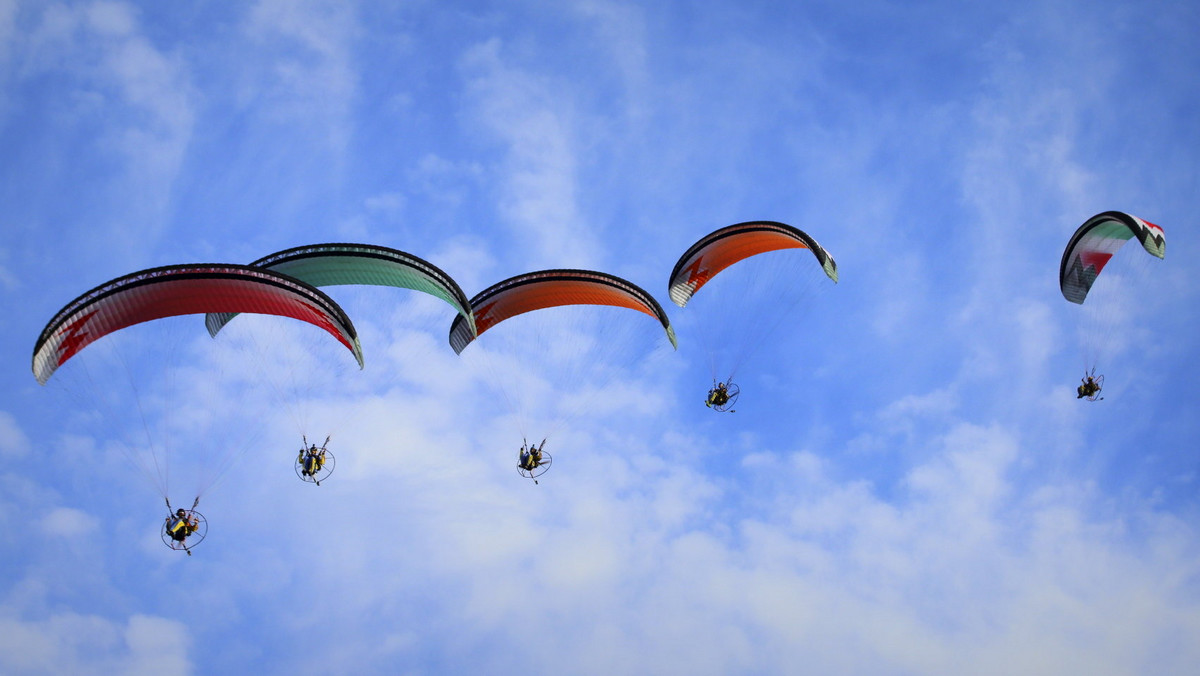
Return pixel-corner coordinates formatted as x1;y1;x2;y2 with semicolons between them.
122;615;192;676
0;612;191;676
187;384;1196;676
906;422;1017;511
570;0;650;115
0;411;29;458
70;1;193;180
11;0;196;262
38;506;97;538
0;0;15;73
869;250;929;339
880;385;959;424
707;421;1200;676
242;0;359;155
425;234;496;296
84;1;134;37
459;38;600;268
0;252;17;291
363;191;405;217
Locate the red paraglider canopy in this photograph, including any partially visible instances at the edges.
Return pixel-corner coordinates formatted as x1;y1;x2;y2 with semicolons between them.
33;263;363;385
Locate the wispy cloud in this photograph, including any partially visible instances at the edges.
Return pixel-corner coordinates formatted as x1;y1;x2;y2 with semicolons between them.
7;1;195;268
0;410;30;458
241;0;359;156
0;0;17;116
459;38;599;268
0;612;191;676
38;506;96;538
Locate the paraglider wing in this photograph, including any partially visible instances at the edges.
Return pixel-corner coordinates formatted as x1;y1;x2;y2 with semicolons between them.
449;269;677;355
205;243;474;337
1060;211;1165;305
33;264;364;385
668;221;838;308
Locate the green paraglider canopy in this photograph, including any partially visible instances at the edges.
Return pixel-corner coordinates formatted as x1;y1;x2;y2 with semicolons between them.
206;243;475;338
1059;211;1165;305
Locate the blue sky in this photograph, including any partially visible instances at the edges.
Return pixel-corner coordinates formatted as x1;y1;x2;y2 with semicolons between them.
2;1;1198;674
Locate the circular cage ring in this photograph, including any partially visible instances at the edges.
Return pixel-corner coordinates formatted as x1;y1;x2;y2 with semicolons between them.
710;382;740;412
161;510;208;554
296;450;336;485
517;451;553;480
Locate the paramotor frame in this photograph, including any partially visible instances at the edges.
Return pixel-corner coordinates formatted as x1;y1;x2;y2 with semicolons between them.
161;509;207;555
517;450;552;481
296;436;335;485
707;381;739;412
1078;368;1105;402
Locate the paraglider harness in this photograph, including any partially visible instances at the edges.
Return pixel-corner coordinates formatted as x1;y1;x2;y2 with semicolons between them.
162;497;206;556
1077;369;1104;401
705;381;738;412
296;435;335;486
518;438;552;484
